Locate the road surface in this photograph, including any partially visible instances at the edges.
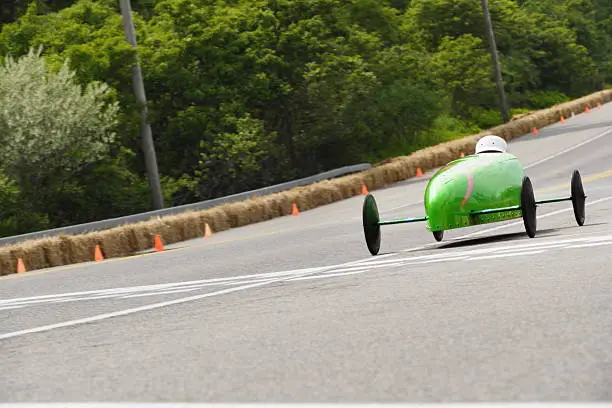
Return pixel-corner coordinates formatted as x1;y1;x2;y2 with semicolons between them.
1;103;612;402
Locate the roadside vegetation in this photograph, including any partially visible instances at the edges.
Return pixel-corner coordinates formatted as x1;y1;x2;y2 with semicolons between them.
0;0;610;237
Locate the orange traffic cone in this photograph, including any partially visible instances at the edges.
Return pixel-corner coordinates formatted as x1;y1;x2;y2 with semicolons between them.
585;105;591;113
16;257;26;273
532;127;539;135
361;184;369;195
560;115;565;123
204;223;213;238
416;168;424;177
154;234;164;252
291;202;300;216
94;245;104;262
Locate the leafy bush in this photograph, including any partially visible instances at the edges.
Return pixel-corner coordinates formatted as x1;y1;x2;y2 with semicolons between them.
0;47;119;181
526;90;571;109
468;108;504;129
0;46;124;234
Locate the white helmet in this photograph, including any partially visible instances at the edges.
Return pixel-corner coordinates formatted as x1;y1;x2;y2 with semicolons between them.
475;135;507;154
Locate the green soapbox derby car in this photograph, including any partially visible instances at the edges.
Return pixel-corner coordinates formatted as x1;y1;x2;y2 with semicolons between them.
362;140;586;256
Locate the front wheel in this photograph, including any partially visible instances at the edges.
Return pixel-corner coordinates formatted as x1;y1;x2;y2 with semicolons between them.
521;176;537;238
433;230;444;242
362;194;381;255
571;170;586;226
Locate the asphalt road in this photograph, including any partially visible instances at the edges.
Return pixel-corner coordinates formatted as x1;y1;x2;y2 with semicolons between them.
1;103;612;402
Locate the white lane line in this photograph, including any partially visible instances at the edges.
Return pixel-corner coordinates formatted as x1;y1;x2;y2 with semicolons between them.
453;195;612;240
572;241;612;249
221;278;278;286
51;295;124;303
466;250;546;261
524;126;612;169
318;263;404;274
0;305;24;311
0;296;82;306
345;256;427;266
399;240;575;260
348;253;398;265
288;270;369;281
584;235;612;242
420;256;469;264
120;287;202;299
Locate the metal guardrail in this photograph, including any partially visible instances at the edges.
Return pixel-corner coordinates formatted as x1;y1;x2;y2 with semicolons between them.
0;163;372;247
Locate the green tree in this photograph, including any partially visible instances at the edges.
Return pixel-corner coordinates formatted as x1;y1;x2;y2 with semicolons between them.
0;0;139;147
0;47;118;180
430;34;495;115
191;114;281;199
0;47;123;229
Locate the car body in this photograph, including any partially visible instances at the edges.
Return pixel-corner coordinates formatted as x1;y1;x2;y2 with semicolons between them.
425;152;525;233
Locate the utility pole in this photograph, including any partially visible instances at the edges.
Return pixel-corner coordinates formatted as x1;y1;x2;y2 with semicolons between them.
481;0;510;123
119;0;165;209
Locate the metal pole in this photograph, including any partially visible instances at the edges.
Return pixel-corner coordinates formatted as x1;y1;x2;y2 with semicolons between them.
119;0;165;209
481;0;510;123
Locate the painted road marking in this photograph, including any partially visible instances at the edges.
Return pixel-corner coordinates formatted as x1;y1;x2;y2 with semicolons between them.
524;126;612;169
421;256;469;264
0;305;24;311
466;250;546;261
572;241;612;249
120;287;203;298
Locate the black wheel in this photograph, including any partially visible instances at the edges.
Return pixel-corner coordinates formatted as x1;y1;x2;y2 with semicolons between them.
433;230;444;242
571;170;586;226
362;194;381;255
521;176;537;238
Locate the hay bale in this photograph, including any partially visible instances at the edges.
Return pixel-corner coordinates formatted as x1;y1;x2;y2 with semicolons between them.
127;222;153;252
19;241;48;271
0;246;16;275
179;212;205;240
308;180;343;207
98;229;133;259
67;233;100;264
260;194;287;219
41;236;66;267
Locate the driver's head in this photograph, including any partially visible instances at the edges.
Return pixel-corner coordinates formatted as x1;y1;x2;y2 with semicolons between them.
475;135;507;154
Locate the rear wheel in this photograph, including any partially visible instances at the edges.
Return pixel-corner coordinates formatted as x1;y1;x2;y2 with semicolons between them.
362;194;381;255
433;230;444;242
521;176;537;238
571;170;586;226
